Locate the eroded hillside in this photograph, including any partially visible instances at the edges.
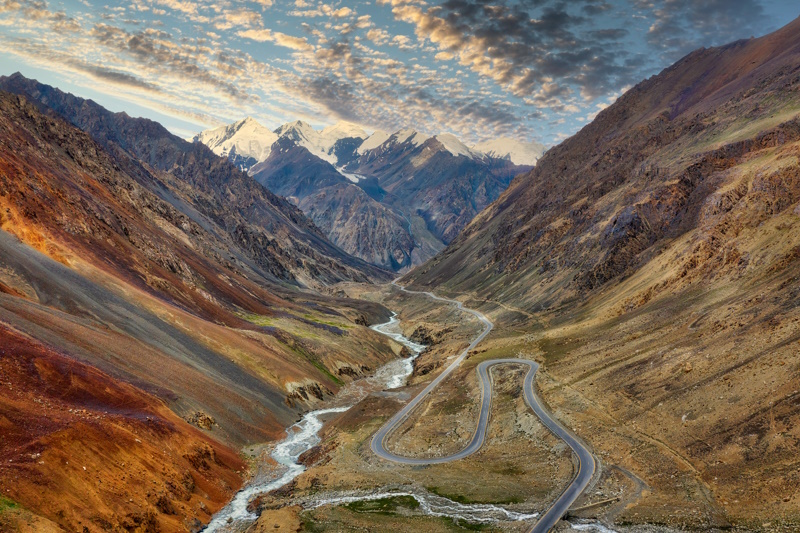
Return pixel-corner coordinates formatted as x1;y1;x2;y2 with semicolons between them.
0;90;401;531
402;16;800;529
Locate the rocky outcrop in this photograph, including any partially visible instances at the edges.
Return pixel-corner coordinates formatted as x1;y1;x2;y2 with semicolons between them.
409;324;454;347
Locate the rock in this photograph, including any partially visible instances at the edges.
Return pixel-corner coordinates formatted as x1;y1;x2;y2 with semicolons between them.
251;505;303;532
187;411;215;430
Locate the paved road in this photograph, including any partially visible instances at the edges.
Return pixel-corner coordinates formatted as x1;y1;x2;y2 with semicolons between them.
371;283;596;532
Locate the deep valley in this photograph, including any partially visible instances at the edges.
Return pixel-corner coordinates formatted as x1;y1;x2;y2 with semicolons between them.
2;7;800;533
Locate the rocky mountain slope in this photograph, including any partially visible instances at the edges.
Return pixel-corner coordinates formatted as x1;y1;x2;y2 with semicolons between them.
345;133;527;245
249;135;414;270
404;16;800;528
195;117;540;270
0;87;401;531
0;73;388;288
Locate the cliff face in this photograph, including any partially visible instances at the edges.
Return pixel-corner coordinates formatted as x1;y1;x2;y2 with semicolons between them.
404;17;800;527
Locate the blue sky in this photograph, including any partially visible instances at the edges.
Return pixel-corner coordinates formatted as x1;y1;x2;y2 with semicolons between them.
0;0;797;144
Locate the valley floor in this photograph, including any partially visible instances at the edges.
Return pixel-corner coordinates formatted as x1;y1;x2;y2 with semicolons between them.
237;282;789;533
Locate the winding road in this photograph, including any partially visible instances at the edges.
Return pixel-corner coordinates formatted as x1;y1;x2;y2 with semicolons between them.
371;283;596;532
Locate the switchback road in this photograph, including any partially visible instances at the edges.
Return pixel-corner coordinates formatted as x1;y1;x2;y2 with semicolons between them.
371;283;596;532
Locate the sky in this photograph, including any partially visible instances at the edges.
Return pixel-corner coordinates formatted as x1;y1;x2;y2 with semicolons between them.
0;1;797;144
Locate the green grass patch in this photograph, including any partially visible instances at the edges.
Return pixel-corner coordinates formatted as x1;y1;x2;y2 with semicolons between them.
439;516;491;531
427;486;522;506
280;342;344;386
310;359;343;386
302;314;352;329
426;486;474;504
239;312;275;326
0;496;19;514
344;495;420;515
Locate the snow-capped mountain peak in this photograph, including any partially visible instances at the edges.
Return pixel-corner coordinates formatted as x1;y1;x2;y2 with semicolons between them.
274;120;316;140
473;137;545;166
274;120;341;165
321;121;368;142
356;130;391;154
434;133;485;159
192;116;278;171
392;128;429;147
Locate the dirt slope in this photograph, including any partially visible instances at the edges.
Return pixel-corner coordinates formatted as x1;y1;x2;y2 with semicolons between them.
402;16;800;529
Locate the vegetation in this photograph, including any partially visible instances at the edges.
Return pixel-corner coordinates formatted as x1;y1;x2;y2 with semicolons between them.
0;497;19;514
344;495;420;514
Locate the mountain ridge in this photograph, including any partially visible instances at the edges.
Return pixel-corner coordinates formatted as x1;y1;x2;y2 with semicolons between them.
0;72;390;286
199;114;540;270
0;82;402;532
401;16;800;527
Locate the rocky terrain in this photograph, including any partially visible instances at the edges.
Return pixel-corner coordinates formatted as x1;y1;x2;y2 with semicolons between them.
0;73;388;287
198;119;539;270
0;324;245;533
250;136;415;270
401;16;800;530
344;133;530;245
0;87;402;531
244;284;575;532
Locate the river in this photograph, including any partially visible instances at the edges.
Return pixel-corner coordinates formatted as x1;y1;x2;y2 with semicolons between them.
202;313;424;532
202;312;620;533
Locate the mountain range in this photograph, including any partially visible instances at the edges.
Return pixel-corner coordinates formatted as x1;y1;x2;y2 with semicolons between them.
404;15;800;527
193;117;544;270
2;13;800;533
0;73;402;531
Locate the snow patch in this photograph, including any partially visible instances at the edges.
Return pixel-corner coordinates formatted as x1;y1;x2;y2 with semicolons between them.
473;137;545;166
435;133;485;159
394;128;430;147
193;117;277;164
275;120;369;166
321;121;368;145
357;130;391;154
336;167;366;183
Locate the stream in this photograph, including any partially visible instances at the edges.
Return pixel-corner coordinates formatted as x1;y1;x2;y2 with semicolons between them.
202;313;424;532
203;312;619;533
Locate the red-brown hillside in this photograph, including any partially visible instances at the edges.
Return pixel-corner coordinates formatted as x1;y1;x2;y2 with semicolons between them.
0;324;245;532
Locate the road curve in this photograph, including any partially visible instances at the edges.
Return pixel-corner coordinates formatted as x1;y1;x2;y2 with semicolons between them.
371;283;596;532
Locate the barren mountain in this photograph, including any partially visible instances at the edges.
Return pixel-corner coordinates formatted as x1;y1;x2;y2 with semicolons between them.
250;137;414;270
404;16;800;528
0;73;388;287
345;131;531;245
0;88;400;531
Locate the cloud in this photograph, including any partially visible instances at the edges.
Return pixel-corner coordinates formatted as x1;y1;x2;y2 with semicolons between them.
237;28;313;51
331;6;352;18
215;8;262;30
152;0;197;16
81;64;163;92
391;1;635;101
636;0;769;60
366;27;390;45
0;0;787;146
